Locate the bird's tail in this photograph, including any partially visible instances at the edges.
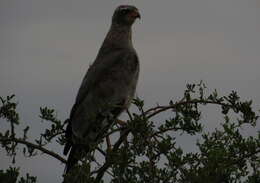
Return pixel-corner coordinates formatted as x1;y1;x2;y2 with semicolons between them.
64;145;78;174
63;118;83;174
63;118;90;174
63;119;72;156
64;144;90;174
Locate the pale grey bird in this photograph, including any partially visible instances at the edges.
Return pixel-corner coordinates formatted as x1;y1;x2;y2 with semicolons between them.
63;5;141;173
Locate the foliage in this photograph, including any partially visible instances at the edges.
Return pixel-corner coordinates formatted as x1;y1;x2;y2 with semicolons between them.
0;82;259;183
0;167;36;183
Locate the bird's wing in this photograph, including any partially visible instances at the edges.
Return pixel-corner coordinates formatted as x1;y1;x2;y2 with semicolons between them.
67;49;138;140
70;49;128;116
64;50;125;155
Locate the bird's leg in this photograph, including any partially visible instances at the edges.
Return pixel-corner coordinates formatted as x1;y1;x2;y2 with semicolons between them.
106;136;112;152
116;119;126;126
115;119;129;147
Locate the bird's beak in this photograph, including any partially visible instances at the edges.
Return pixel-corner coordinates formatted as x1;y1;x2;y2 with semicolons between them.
131;9;141;19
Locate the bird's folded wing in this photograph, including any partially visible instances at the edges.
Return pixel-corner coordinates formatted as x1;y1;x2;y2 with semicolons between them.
69;49;138;139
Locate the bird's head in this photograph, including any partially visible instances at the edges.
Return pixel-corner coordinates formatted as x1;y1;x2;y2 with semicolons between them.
112;5;141;26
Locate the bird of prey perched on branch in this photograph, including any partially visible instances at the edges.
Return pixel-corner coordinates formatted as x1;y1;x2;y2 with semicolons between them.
63;5;141;173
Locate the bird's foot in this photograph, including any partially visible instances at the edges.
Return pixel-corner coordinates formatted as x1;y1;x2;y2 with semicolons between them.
106;136;112;153
116;119;127;126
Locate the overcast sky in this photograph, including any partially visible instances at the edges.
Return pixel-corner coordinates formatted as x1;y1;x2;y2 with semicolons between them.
1;0;259;182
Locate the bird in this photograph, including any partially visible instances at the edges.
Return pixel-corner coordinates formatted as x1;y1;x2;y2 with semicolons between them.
63;5;141;174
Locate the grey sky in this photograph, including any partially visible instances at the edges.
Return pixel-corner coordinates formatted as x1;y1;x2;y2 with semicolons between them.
1;0;259;182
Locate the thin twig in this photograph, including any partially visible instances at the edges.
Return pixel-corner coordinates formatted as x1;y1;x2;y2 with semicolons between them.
126;109;133;121
96;147;107;157
93;158;114;177
152;127;182;137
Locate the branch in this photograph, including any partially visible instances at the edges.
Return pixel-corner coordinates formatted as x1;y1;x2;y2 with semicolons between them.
0;137;67;164
145;99;231;119
152;127;182;137
94;128;131;182
92;99;229;181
